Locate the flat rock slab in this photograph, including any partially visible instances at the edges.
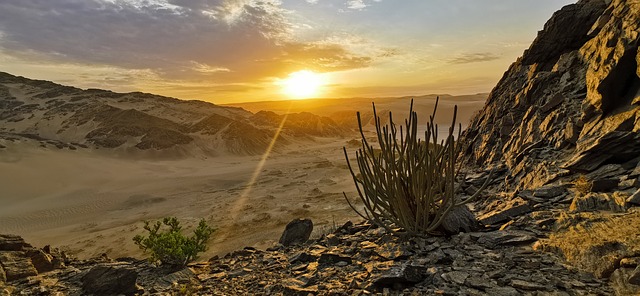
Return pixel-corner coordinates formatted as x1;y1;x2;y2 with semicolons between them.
373;263;426;286
472;230;537;249
478;197;532;226
533;185;566;198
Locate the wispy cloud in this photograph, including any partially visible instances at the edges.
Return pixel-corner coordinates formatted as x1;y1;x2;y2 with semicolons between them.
447;52;501;64
0;0;373;85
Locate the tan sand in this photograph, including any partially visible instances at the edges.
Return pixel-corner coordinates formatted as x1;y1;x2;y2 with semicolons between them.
0;138;361;260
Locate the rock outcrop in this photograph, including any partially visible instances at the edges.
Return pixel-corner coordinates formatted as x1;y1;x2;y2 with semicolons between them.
461;0;640;192
459;1;640;293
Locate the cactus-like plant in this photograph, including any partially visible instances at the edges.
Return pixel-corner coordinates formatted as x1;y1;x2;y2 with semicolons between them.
343;98;490;235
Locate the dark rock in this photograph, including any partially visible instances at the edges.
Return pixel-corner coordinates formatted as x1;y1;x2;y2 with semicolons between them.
478;197;532;225
586;164;625;180
335;220;354;234
26;249;54;273
465;276;497;290
511;279;547;291
279;219;313;247
474;230;537;248
0;234;30;251
569;192;626;212
318;253;351;265
485;286;520;296
288;252;317;264
627;188;640;206
82;263;139;296
440;205;479;234
590;178;621;192
631;163;640;177
533;185;565;198
372;263;425;286
152;268;194;291
325;234;340;246
441;271;469;285
629;266;640;285
541;93;564;113
0;251;38;281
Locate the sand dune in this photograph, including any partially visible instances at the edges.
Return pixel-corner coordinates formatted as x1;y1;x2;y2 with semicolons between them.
0;137;361;259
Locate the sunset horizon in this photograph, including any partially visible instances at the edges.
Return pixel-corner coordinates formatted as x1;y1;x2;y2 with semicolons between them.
0;0;573;104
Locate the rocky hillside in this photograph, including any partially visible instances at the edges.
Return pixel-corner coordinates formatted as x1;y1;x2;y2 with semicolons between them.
0;72;347;156
459;0;640;294
461;0;640;192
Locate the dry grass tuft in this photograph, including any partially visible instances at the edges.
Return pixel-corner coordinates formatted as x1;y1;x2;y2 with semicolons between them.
541;209;640;277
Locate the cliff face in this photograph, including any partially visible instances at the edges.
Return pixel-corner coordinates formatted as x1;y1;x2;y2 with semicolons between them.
461;0;640;191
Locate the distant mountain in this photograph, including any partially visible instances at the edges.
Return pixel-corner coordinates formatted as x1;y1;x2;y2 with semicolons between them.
224;94;487;130
0;72;346;156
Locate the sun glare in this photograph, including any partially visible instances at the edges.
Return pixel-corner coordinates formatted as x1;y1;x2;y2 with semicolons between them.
280;70;325;99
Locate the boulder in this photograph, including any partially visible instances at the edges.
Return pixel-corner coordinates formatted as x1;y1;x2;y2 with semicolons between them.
279;218;313;247
82;263;139;296
440;205;479;234
26;249;54;273
0;251;38;281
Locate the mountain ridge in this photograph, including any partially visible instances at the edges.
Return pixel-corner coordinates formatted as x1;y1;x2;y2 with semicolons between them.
0;71;348;156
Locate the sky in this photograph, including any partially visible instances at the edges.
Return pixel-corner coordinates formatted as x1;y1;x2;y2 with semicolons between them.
0;0;575;104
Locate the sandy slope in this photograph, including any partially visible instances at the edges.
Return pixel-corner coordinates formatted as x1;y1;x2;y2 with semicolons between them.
0;137;361;260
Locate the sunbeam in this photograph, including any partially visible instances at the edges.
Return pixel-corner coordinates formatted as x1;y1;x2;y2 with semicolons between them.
215;103;293;242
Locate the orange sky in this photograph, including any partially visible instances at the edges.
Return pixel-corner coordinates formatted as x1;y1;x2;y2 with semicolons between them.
0;0;574;104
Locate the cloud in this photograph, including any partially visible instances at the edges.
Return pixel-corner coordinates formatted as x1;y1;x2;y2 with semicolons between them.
347;0;367;10
447;52;501;64
0;0;373;85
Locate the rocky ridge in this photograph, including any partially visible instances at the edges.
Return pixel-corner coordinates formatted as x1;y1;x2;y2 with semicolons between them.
459;0;640;293
461;0;640;191
0;72;347;156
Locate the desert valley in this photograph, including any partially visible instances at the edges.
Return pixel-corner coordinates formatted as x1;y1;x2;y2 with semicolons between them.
1;0;640;295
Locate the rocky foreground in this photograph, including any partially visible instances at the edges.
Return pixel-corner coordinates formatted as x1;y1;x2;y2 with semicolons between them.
0;217;625;295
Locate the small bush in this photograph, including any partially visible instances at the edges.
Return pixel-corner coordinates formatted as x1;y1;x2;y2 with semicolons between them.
133;217;214;266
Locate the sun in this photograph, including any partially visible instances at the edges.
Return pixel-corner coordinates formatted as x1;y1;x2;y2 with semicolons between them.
280;70;325;99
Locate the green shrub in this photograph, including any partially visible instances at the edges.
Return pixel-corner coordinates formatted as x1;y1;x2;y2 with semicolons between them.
343;98;490;235
133;217;214;266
